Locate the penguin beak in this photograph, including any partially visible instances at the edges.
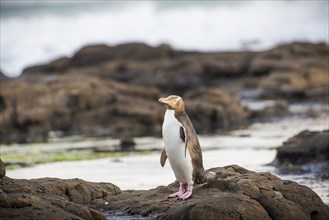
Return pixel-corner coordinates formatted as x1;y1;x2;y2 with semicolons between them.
158;97;168;104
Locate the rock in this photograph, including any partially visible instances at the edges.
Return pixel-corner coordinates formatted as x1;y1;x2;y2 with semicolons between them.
104;165;329;220
0;95;6;112
22;42;328;99
1;165;328;219
278;130;329;163
23;43;175;73
23;56;70;75
0;76;249;143
0;159;5;179
0;70;9;81
247;42;328;76
248;43;329;100
118;138;136;151
0;76;164;143
250;100;290;119
0;176;121;220
257;70;329;100
271;130;329;175
1;42;328;143
184;88;251;132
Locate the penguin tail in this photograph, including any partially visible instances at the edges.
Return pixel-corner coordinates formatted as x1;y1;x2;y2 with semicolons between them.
204;171;216;181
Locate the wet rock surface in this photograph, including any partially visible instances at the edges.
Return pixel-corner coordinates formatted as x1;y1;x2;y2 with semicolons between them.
1;42;328;143
104;165;329;220
1;160;328;220
0;160;120;220
271;130;329;175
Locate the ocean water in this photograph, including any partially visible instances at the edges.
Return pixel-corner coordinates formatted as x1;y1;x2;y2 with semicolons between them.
1;1;328;77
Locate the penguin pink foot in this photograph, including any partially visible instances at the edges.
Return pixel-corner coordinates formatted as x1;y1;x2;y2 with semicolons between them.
178;185;193;200
168;183;187;198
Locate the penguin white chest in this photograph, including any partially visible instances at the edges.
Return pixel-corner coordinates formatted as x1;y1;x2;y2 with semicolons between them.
162;109;193;185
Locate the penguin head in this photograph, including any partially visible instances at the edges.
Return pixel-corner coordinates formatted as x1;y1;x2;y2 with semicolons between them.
159;95;185;112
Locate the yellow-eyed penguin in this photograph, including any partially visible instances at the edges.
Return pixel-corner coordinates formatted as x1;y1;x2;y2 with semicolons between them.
159;95;205;200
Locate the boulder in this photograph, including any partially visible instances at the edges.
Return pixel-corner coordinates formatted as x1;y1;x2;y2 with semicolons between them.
250;100;290;119
271;130;329;175
184;88;251;132
104;165;329;220
0;174;121;220
0;159;5;179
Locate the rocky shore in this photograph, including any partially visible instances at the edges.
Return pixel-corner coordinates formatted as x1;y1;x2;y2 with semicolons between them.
1;160;328;220
1;42;328;143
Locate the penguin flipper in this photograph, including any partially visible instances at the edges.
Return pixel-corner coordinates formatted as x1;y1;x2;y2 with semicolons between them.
160;148;167;167
180;126;188;158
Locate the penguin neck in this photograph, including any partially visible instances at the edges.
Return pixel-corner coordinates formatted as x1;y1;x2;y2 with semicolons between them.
164;109;176;120
164;109;181;125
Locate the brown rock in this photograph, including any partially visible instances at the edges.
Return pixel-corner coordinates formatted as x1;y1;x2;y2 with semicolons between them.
1;165;328;219
23;43;175;72
250;100;290;119
248;42;328;76
185;88;251;132
0;75;249;143
247;43;329;100
271;130;329;175
0;159;5;179
0;70;9;81
105;165;329;220
2;42;328;143
0;177;120;220
23;56;70;75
